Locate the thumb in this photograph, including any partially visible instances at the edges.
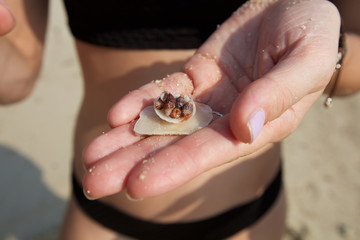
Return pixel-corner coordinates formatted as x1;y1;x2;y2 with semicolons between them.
230;44;337;143
0;0;15;35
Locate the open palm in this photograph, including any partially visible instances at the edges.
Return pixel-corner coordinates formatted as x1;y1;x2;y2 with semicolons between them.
83;0;340;199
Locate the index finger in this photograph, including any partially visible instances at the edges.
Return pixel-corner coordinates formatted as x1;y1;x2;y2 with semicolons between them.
108;72;194;128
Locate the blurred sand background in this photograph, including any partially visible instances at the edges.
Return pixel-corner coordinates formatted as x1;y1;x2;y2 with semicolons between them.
0;1;359;240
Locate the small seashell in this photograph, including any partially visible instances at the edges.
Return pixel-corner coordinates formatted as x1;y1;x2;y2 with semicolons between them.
154;98;164;110
134;91;213;135
181;102;193;119
175;96;186;108
154;91;196;124
170;108;182;119
163;93;176;117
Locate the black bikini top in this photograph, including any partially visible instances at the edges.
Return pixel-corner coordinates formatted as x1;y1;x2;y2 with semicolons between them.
63;0;246;49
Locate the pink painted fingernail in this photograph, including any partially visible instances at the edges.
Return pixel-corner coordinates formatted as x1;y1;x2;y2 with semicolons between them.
248;109;265;143
0;0;8;6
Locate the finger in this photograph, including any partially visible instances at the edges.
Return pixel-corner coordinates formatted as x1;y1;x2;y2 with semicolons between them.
261;90;323;143
182;53;240;114
0;0;15;35
125;116;269;199
82;135;180;199
82;122;144;168
84;92;320;200
108;72;194;128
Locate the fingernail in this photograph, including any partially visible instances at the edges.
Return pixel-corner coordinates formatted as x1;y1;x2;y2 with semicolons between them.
247;109;265;143
125;191;143;202
83;188;97;200
0;0;11;11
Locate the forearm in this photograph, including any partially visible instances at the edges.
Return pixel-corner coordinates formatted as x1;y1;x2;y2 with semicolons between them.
326;0;360;97
0;0;48;104
325;32;360;97
0;38;41;104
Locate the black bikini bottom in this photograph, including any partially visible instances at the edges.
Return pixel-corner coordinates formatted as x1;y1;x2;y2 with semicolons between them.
72;167;282;240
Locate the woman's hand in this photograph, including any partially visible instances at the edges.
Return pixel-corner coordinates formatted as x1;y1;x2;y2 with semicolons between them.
82;0;340;200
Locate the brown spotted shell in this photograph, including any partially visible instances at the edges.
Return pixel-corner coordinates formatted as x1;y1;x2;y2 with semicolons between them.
134;92;213;135
154;92;196;124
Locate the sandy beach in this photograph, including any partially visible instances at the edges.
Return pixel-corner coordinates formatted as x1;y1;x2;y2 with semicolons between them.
0;1;359;239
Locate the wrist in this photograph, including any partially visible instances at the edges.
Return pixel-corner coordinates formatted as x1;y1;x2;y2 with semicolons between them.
324;32;360;104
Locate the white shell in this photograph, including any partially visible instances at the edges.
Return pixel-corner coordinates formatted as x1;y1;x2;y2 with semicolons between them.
134;102;213;135
154;95;196;124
